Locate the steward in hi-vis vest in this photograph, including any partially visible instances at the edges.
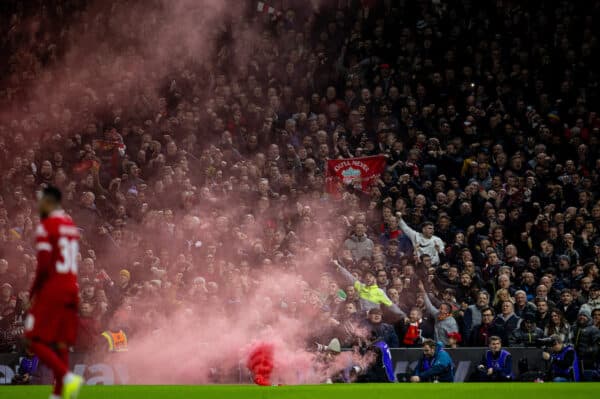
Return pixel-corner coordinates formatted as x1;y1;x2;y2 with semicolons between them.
101;330;128;352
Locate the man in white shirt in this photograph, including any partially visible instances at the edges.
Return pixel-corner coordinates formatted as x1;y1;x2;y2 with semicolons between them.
396;212;445;265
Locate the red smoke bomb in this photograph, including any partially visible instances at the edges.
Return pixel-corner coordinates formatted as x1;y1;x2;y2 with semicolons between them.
246;342;274;386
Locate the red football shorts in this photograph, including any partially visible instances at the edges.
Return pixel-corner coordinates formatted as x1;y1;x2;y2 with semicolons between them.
25;295;79;346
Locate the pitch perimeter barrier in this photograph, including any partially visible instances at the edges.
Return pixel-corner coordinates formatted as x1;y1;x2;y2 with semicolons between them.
0;348;546;384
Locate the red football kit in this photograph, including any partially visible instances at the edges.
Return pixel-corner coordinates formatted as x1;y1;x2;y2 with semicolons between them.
25;210;80;345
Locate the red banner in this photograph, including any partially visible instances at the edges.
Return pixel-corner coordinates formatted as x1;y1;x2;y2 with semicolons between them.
325;155;387;195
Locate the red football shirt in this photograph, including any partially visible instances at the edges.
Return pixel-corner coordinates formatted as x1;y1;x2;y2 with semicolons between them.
30;210;80;302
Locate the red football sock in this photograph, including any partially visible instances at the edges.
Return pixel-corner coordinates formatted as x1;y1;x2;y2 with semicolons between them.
29;342;68;390
52;347;69;395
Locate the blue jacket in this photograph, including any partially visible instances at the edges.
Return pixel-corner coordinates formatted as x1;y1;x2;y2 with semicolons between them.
413;341;454;382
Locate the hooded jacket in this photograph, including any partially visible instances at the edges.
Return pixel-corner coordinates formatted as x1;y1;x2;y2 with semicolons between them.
344;234;374;261
413;341;454;382
508;323;545;347
569;317;600;367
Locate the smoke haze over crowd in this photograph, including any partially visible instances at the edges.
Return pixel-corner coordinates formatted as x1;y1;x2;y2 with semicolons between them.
1;0;365;383
2;0;600;386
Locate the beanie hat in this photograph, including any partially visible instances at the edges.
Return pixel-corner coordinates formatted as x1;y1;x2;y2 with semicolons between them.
578;307;592;320
119;269;131;279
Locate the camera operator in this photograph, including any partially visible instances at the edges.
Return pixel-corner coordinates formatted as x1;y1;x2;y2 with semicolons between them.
313;338;343;383
542;335;581;382
11;349;39;384
350;331;396;383
473;336;513;381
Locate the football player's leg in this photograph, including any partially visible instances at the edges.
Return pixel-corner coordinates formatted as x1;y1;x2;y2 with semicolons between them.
52;345;69;397
62;371;83;399
29;341;68;384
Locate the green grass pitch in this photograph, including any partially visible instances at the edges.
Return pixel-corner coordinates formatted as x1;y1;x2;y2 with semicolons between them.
0;383;598;399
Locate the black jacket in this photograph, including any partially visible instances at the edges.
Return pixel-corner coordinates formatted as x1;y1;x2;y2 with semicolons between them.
492;314;521;345
469;323;505;347
509;325;545;347
570;321;600;367
557;302;580;324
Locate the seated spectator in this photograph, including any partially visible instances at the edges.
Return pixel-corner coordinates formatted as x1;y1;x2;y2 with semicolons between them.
544;310;571;345
469;307;504;347
509;312;545;347
496;274;516;297
557;289;580;325
492;301;521;346
519;272;537;302
410;339;454;383
535;298;552;331
580;284;600;315
570;308;600;371
535;284;557;309
492;288;513;314
514;290;537;318
594;308;600;329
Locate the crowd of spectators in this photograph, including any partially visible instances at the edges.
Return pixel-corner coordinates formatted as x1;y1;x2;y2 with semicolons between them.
1;0;600;378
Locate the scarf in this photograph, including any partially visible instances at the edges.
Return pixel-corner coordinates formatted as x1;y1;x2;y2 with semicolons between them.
438;313;451;321
403;322;420;345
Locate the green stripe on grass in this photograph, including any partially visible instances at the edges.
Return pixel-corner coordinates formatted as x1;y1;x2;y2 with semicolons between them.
0;383;598;399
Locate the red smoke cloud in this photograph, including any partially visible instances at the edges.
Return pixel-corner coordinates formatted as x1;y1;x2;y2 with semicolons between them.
247;343;274;386
2;0;379;384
